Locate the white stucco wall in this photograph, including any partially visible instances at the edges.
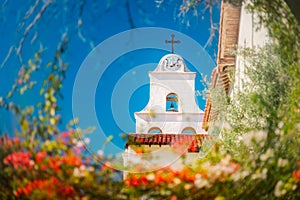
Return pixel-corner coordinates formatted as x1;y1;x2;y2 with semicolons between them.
134;64;206;134
123;145;200;178
233;2;270;94
135;112;205;134
145;72;202;113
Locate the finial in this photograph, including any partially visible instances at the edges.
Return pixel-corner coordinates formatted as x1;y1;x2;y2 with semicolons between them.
165;34;181;54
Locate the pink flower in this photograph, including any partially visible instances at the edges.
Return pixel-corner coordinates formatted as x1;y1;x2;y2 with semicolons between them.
18;78;23;85
12;137;20;144
18;69;22;76
61;131;70;138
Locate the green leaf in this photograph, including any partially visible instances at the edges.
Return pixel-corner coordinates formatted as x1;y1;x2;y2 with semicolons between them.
40;88;44;95
46;62;52;68
7;91;12;98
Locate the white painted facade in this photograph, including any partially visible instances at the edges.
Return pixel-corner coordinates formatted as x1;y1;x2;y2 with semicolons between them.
233;2;270;93
134;54;206;134
123;53;207;177
123;145;199;172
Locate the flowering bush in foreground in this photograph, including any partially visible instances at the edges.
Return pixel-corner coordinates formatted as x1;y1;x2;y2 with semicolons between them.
2;128;300;200
1;0;300;199
122;130;300;199
14;177;75;198
0;132;122;200
123;153;240;199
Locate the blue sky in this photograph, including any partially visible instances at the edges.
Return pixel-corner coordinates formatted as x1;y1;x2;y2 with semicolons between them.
0;0;220;156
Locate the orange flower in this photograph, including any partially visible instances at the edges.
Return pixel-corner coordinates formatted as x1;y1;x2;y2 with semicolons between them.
135;147;143;154
18;78;23;84
62;154;81;166
165;171;175;184
48;157;62;173
180;168;195;182
171;195;178;200
124;178;131;186
229;162;241;174
155;173;165;184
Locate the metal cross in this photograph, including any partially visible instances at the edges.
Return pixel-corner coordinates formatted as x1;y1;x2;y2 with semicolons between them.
165;34;181;54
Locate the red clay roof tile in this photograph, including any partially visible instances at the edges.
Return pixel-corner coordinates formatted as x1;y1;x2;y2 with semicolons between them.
125;134;209;152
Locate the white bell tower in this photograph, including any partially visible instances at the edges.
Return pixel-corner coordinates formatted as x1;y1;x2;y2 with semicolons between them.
134;42;206;134
123;35;207;177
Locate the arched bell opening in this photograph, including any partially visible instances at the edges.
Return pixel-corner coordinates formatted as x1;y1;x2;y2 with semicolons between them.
166;93;178;112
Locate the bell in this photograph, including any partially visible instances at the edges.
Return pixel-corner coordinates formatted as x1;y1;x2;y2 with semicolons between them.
167;102;178;112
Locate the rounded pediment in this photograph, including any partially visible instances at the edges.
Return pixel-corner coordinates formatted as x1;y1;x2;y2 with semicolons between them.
155;54;190;72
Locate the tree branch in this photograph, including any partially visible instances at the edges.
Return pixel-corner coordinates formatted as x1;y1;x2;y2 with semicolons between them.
125;0;135;28
16;0;52;56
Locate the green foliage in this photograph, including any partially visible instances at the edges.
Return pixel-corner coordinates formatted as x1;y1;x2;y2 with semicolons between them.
207;0;300;199
1;0;300;199
223;45;288;138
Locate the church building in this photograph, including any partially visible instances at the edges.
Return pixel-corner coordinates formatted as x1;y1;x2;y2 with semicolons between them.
123;35;208;174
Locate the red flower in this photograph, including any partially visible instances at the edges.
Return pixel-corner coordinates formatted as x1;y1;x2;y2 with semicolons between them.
3;152;32;169
127;175;141;187
35;151;47;164
61;131;70;138
12;137;20;144
63;185;75;195
14;177;75;198
293;170;300;181
140;174;148;186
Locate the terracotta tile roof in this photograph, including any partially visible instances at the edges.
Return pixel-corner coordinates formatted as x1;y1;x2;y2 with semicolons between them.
202;2;241;131
125;134;208;152
217;2;241;70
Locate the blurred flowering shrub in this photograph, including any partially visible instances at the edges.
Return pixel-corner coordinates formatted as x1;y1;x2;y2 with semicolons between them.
0;49;123;199
123;151;241;199
0;130;123;200
0;0;300;199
